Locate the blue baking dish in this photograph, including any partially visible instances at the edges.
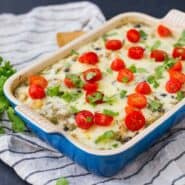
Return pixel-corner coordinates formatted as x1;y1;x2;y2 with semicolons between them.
3;9;185;177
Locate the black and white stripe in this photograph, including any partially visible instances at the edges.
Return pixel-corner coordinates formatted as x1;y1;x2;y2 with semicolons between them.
1;2;185;185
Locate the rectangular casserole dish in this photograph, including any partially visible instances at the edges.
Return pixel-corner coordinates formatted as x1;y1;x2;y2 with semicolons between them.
3;9;185;177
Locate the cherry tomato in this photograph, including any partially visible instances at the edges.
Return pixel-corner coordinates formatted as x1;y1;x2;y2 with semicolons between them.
105;39;123;50
117;68;134;83
157;24;171;37
165;79;182;93
86;91;104;104
83;82;98;93
64;77;74;88
150;49;168;62
29;84;45;99
75;110;94;129
169;70;185;84
78;51;99;65
127;93;147;109
126;29;140;43
28;75;48;88
128;46;145;60
125;105;139;115
111;58;125;71
83;68;102;83
170;61;182;72
172;47;185;60
135;81;151;95
94;112;113;126
125;111;145;131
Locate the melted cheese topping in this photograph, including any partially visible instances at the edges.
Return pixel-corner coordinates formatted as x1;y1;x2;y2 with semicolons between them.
15;23;185;150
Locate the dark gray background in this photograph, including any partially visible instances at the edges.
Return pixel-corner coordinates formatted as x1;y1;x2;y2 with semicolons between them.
0;0;185;185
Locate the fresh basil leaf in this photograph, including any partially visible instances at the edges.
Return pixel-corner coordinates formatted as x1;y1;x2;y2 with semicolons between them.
56;177;69;185
103;109;119;117
95;130;116;144
120;90;127;98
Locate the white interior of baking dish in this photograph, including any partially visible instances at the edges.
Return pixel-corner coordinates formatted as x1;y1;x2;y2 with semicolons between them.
4;10;185;156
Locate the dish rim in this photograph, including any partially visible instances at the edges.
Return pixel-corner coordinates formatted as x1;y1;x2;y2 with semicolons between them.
3;10;185;156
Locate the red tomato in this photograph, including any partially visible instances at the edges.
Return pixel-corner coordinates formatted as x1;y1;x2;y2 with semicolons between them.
28;75;48;88
165;79;182;93
172;47;185;60
78;51;99;65
64;77;74;88
125;111;145;131
83;68;102;83
117;68;134;83
169;70;185;84
170;61;182;72
157;24;171;37
125;105;139;115
94;112;113;126
83;82;98;93
128;46;145;60
126;29;140;43
75;110;94;129
111;58;125;71
127;93;147;109
28;84;45;99
105;39;123;50
135;81;152;95
86;91;104;104
150;49;168;62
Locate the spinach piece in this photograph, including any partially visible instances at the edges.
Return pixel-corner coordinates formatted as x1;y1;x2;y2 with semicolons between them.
61;91;82;103
148;99;163;112
120;90;127;98
139;30;148;40
47;86;60;97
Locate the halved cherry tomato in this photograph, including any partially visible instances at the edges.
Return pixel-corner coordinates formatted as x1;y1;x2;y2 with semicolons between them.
28;75;48;88
29;84;45;99
64;77;74;88
157;24;171;37
170;61;182;72
125;111;145;131
94;112;113;126
172;47;185;60
135;81;151;95
83;68;102;83
165;79;182;93
150;49;168;62
86;91;104;104
127;93;147;109
117;68;134;83
169;70;185;84
105;39;123;50
128;46;145;60
78;51;99;65
111;58;125;71
83;82;98;93
126;29;140;43
75;110;94;129
125;105;139;115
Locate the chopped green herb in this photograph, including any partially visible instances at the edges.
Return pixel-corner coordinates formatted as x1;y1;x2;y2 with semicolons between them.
102;32;118;41
148;99;163;112
106;68;113;74
150;40;161;50
129;65;137;73
103;95;117;105
154;66;164;79
103;109;119;117
137;67;148;73
112;143;118;148
61;91;82;103
7;107;26;132
87;92;103;105
176;91;185;101
69;106;79;114
95;130;116;144
47;86;60;97
56;177;69;185
70;49;79;56
147;75;159;88
66;74;84;88
174;30;185;47
163;58;175;70
122;77;129;83
120;90;127;98
85;72;96;81
139;30;148;40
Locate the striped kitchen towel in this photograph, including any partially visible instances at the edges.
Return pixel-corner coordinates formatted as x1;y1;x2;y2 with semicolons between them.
0;2;185;185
